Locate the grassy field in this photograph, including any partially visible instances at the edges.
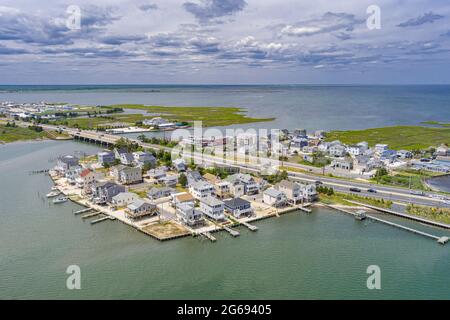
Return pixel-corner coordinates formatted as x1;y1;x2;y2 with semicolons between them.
319;192;393;208
406;204;450;224
110;104;275;127
0;124;71;143
325;126;450;150
0;125;48;143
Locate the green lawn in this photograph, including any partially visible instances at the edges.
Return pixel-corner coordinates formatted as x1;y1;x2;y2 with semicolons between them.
325;126;450;150
0;125;47;143
406;204;450;224
319;191;393;209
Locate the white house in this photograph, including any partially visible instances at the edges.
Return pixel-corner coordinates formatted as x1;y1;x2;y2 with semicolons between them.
176;203;204;226
276;180;303;205
199;196;225;220
189;181;215;200
111;165;142;185
263;188;287;207
133;151;156;168
126;200;157;219
111;192;139;207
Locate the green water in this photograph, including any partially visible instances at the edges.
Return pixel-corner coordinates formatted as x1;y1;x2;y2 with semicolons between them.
0;140;449;299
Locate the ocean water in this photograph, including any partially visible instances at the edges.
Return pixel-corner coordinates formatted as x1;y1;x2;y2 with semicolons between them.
0;140;449;299
1;85;450;131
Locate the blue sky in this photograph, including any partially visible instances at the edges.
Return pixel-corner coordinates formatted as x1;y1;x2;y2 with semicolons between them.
0;0;450;84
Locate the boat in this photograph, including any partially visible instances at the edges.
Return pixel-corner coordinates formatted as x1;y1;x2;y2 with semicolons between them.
46;191;60;198
52;197;68;204
51;186;59;191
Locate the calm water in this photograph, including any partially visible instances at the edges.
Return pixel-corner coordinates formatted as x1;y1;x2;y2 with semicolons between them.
1;85;450;131
0;140;449;299
427;175;450;193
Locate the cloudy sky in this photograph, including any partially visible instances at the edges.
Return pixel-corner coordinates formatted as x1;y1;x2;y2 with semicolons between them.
1;0;450;84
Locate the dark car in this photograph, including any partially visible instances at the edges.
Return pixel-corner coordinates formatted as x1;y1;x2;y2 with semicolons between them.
367;188;377;193
315;181;323;185
349;187;361;193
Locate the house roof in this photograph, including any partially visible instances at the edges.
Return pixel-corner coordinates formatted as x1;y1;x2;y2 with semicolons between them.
127;199;154;210
112;192;137;201
264;188;283;198
148;187;174;196
200;196;224;207
277;180;299;190
79;169;92;177
224;197;250;209
175;193;195;202
203;173;220;184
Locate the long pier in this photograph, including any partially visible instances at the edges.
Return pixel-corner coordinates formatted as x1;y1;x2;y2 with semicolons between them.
223;225;240;237
346;201;450;229
74;207;94;215
328;205;448;245
91;216;116;225
241;221;258;231
81;211;100;219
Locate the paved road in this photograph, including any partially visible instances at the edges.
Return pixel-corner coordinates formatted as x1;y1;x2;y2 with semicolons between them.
27;122;450;208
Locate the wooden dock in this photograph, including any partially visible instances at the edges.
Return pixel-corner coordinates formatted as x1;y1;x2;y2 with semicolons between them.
81;211;100;219
91;216;116;225
223;225;240;237
74;207;94;215
201;232;216;242
241;221;258;231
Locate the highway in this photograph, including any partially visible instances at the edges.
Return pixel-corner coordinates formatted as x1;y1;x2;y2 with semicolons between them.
31;122;450;208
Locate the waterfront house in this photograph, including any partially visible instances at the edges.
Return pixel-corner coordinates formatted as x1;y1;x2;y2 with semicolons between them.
111;165;142;185
200;196;225;221
228;181;245;198
172;192;195;208
55;155;79;174
75;168;99;193
147;168;167;182
331;157;354;171
300;183;318;202
172;158;187;172
263;188;287;207
223;197;253;218
91;182;125;204
111;192;139;207
160;175;178;187
147;187;175;200
97;151;115;166
133;151;156;168
126;199;157;219
176;203;204;226
275;180;303;205
189;181;215;200
119;152;134;166
65;165;83;185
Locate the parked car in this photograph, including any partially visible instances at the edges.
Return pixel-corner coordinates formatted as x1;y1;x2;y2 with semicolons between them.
367;189;377;193
315;180;323;186
349;187;361;193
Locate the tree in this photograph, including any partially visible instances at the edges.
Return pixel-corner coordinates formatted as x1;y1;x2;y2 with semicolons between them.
375;168;388;179
179;173;188;187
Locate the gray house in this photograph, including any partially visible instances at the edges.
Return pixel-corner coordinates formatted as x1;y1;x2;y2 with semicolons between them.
147;187;175;200
224;197;253;218
133;151;156;168
91;181;125;204
98;151;115;166
126;200;157;219
55;155;79;173
112;165;142;185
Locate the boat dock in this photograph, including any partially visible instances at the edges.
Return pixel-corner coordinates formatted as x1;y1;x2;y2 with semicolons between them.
241;221;258;231
91;216;116;225
74;207;94;215
200;232;216;242
81;211;100;219
223;225;240;237
327;205;448;245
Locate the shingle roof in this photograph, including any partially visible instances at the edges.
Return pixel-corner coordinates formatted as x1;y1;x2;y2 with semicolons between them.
224;197;250;209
